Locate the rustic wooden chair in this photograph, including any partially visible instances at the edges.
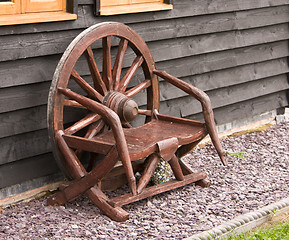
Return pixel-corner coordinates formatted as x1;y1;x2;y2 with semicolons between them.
47;22;227;221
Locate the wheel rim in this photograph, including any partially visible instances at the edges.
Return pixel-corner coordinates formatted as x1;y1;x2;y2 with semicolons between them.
48;22;159;178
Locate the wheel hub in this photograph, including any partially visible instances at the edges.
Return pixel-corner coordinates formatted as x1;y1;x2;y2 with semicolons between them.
102;91;138;123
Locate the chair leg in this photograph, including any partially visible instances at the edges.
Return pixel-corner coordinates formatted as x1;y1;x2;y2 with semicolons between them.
168;155;184;181
47;137;119;205
87;187;129;222
137;153;160;194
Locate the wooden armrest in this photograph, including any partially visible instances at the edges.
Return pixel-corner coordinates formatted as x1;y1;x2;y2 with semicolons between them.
153;70;227;165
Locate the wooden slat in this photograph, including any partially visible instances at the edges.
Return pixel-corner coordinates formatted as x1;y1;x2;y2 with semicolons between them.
87;1;289;27
0;129;51;165
63;134;114;154
185;90;289;124
0;105;46;139
162;74;289;118
147;23;289;63
211;91;289;125
1;40;288;89
158;58;289;102
0;153;60;189
128;5;289;42
110;172;206;207
156;40;289;84
1;9;289;63
1;42;288;115
0;55;58;88
0;81;49;114
0;0;288;36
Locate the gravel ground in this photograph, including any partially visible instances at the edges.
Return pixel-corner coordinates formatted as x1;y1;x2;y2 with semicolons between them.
0;122;288;240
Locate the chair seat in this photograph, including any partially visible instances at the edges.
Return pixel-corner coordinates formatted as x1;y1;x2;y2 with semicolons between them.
93;118;207;160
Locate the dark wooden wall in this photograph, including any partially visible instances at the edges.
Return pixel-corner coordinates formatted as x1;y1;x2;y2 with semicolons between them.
1;0;289;194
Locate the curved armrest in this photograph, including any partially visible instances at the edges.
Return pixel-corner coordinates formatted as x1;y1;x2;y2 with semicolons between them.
57;87;137;194
153;70;227;165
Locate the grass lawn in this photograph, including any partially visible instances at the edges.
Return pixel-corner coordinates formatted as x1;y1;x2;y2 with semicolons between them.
224;209;289;240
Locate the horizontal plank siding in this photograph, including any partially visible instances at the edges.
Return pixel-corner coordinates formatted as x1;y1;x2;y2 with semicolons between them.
0;41;287;114
1;0;289;36
0;153;59;189
0;130;51;165
159;58;289;101
0;106;47;139
191;91;289;125
0;0;289;191
1;14;289;63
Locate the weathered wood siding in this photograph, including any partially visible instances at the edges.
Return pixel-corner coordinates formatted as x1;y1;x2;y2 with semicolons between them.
1;0;289;192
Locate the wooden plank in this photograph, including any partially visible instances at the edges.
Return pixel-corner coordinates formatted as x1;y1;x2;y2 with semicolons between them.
129;5;289;42
0;0;287;36
211;91;289;125
0;29;82;62
1;15;289;63
0;82;50;114
158;58;289;101
1;41;287;114
110;172;206;207
186;91;289;124
147;23;289;63
0;129;51;165
163;74;289;117
85;0;289;27
1;33;288;89
0;55;59;88
0;153;60;189
0;105;46;139
156;41;289;82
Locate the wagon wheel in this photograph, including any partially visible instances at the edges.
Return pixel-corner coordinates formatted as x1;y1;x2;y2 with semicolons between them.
48;22;159;180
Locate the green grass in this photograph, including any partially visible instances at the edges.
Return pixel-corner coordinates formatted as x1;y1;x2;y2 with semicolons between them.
226;151;248;159
224;220;289;240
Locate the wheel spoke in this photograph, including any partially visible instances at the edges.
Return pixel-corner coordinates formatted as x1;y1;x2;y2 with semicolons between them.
102;36;113;90
138;109;152;116
123;122;132;128
84;119;106;139
125;79;151;97
64;99;87;109
119;56;144;93
112;38;128;90
71;69;103;102
75;119;105;157
84;46;107;95
64;113;101;135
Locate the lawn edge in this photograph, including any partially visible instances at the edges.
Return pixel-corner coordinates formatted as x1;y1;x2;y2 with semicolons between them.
185;197;289;240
